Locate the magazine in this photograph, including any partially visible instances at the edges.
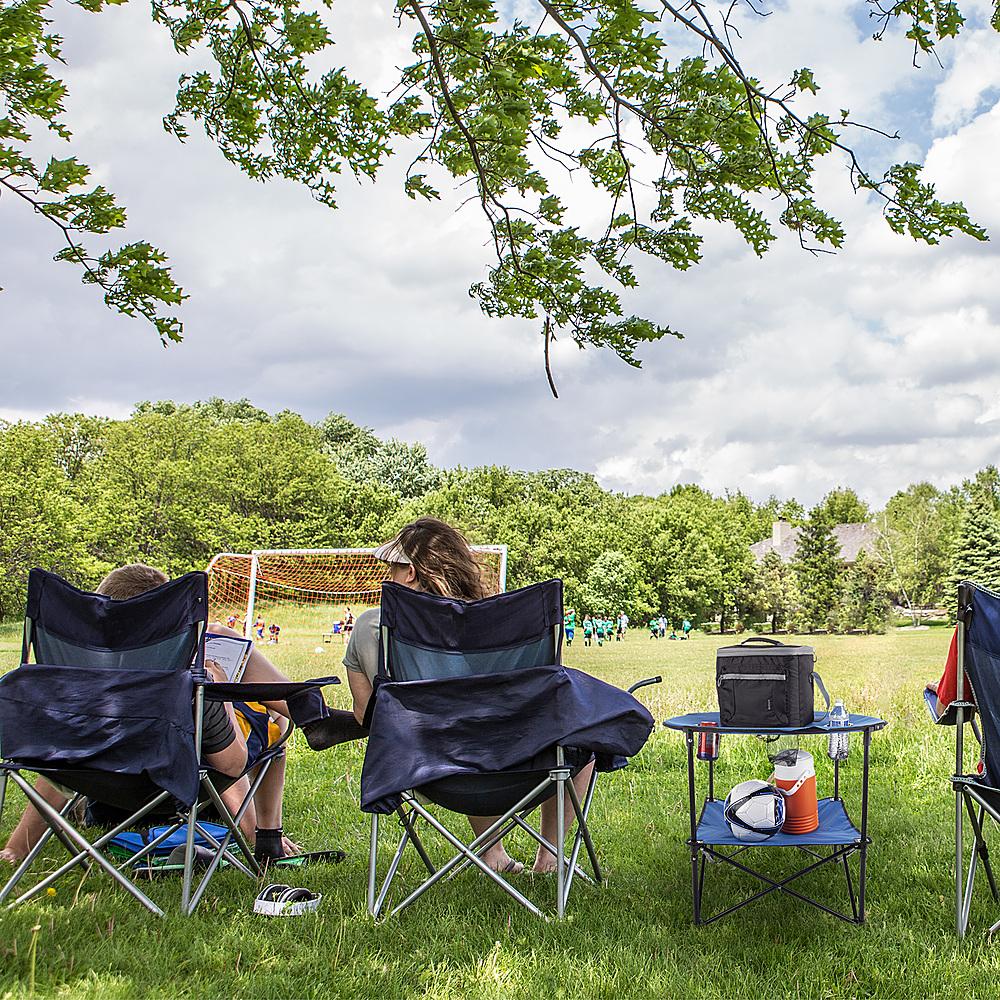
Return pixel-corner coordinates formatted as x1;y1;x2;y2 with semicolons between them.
203;633;254;682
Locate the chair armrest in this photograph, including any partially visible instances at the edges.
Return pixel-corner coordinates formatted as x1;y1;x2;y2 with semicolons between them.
925;686;976;726
201;676;340;702
627;676;662;696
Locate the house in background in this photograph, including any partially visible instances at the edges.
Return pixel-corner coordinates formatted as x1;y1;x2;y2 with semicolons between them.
750;518;877;565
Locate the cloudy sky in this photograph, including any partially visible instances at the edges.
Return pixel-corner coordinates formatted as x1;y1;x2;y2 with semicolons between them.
2;0;999;508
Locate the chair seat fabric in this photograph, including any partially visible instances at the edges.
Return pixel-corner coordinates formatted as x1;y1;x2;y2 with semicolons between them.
417;748;593;814
361;664;653;813
0;662;197;807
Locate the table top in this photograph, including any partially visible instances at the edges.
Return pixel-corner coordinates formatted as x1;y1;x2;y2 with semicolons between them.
663;711;887;735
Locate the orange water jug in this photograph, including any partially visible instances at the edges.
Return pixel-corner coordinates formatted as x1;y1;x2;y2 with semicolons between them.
771;749;819;834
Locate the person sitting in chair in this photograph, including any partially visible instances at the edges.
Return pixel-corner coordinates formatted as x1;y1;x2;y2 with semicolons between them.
344;517;595;875
2;564;303;865
927;626;970;716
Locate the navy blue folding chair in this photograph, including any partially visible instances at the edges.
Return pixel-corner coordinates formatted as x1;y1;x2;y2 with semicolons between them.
361;580;654;919
926;581;1000;936
0;569;337;916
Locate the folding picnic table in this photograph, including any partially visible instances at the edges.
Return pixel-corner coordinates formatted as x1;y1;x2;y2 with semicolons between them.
663;712;887;926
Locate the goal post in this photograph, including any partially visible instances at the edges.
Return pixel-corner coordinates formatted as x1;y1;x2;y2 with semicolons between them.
206;545;508;638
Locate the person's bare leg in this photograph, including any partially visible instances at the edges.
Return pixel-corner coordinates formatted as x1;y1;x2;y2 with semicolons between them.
533;761;595;873
467;816;522;873
219;774;258;846
216;628;293;719
251;720;300;856
209;622;341;750
1;778;69;863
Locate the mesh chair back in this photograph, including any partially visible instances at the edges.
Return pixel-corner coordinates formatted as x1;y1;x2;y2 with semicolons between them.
25;568;206;672
964;581;1000;789
378;580;563;681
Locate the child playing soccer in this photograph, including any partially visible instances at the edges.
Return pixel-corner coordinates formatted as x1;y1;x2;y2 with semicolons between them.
564;608;576;646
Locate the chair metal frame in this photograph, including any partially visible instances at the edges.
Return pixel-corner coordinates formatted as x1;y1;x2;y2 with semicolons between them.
367;741;602;920
366;584;608;921
0;572;310;916
930;581;1000;937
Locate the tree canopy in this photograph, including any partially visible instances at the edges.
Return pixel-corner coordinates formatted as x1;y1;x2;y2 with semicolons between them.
2;0;994;389
2;398;999;627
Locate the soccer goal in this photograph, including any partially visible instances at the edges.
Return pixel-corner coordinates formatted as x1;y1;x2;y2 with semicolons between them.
206;546;508;639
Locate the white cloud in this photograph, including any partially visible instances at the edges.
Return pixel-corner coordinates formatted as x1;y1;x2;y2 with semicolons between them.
932;27;1000;130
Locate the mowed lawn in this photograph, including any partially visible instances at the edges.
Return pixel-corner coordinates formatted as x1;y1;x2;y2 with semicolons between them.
0;620;996;999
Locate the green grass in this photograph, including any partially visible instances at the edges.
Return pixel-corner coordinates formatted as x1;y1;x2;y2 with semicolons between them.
0;623;995;999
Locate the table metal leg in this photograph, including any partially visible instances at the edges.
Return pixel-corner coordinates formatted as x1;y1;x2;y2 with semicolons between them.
686;732;701;924
859;729;871;923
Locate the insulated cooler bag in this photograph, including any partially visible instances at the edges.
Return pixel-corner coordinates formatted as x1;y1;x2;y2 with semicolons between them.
716;637;828;728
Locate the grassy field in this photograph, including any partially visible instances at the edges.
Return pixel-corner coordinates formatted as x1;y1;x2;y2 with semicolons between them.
0;619;995;999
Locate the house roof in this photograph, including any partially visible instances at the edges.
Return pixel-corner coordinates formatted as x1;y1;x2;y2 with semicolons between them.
750;522;877;564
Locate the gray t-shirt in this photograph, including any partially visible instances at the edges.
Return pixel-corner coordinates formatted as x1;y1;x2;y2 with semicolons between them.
343;607;381;683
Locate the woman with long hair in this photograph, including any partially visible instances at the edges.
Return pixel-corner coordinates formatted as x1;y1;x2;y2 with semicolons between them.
345;516;593;874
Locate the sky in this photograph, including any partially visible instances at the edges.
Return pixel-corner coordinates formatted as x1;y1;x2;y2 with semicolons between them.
2;0;1000;509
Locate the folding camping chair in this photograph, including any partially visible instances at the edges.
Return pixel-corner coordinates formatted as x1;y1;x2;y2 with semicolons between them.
0;569;337;916
362;580;654;920
926;580;1000;937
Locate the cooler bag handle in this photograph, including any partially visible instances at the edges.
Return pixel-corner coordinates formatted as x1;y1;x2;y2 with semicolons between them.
812;670;831;719
738;636;786;647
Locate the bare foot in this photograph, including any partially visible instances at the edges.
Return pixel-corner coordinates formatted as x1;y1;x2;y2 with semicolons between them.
532;849;558;874
480;847;523;874
280;835;300;857
0;847;25;865
493;858;524;874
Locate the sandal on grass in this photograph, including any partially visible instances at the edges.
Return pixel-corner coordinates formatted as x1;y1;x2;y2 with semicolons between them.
253;883;322;917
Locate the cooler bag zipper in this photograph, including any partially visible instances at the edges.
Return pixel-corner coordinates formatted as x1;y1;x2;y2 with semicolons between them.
717;673;786;682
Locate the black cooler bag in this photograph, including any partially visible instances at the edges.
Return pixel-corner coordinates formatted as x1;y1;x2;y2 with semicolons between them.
716;637;827;728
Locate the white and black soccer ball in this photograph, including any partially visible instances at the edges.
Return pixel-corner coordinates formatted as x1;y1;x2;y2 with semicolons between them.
723;779;785;842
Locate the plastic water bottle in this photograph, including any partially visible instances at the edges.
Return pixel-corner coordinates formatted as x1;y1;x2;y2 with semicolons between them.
827;699;850;761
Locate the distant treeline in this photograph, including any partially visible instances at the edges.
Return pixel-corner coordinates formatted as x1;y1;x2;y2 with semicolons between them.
1;399;996;630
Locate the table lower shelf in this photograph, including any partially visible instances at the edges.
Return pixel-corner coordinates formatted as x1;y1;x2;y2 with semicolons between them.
696;797;861;848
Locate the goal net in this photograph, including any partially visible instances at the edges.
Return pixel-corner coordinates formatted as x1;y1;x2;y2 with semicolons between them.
206;546;508;638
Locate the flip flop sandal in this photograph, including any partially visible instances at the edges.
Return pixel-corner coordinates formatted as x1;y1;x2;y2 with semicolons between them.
253;883;323;917
271;850;347;868
134;845;229;880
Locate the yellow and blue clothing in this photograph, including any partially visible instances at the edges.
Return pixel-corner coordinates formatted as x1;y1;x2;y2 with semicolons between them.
233;701;282;763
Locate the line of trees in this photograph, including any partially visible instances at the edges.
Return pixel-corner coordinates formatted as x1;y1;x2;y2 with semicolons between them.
1;400;996;631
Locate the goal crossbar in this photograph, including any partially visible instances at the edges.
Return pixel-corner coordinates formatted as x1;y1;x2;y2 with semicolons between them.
206;546;508;638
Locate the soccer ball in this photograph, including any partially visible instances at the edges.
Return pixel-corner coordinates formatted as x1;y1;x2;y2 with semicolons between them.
723;779;785;842
314;646;326;654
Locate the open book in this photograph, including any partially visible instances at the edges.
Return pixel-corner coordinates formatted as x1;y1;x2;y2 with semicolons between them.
203;633;254;682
